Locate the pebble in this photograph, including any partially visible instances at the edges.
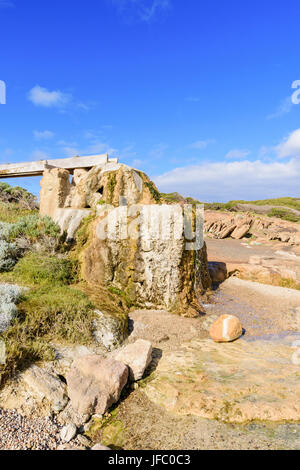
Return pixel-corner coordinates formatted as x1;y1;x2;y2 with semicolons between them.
0;408;66;450
60;423;77;443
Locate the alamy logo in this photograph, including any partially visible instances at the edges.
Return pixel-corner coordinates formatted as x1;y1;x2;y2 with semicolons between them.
291;80;300;105
0;80;6;104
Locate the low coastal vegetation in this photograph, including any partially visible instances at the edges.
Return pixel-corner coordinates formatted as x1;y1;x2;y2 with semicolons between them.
0;184;97;385
204;197;300;222
0;182;130;386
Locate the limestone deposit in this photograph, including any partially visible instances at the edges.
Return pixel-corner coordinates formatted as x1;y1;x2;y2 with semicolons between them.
39;160;211;316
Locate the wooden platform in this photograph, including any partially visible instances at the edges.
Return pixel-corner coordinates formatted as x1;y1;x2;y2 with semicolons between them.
0;154;118;178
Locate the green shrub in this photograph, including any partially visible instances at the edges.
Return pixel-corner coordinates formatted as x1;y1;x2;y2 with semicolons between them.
0;240;18;272
1;253;77;286
0;285;96;383
0;284;22;333
0;202;36;224
9;214;60;242
0;183;37;209
267;208;300;223
145;181;161;203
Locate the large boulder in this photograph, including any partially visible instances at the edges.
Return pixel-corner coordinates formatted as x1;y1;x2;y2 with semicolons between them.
208;261;227;284
66;355;128;417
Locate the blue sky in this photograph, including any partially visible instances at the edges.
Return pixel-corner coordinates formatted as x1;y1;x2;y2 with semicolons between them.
1;0;300;201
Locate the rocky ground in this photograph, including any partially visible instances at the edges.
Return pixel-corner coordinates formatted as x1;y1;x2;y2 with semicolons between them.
0;408;62;450
98;274;300;450
1;235;300;450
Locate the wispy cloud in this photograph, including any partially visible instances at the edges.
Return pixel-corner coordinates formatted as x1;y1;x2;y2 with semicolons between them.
31;150;49;161
28;85;71;108
110;0;171;23
149;143;168;159
34;130;54;140
189;139;215;150
155;128;300;201
60;139;117;158
225;148;251;159
267;96;293;119
28;85;90;112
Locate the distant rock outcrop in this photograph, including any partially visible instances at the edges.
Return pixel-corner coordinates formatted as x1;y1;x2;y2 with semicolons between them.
205;210;300;245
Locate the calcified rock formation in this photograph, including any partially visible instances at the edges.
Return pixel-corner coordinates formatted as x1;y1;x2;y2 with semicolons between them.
40;160;211;316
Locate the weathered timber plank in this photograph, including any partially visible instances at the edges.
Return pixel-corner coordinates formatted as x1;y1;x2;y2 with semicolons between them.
0;154;117;178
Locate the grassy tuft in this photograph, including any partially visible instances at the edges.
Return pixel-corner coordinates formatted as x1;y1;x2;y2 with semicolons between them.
0;285;96;384
0;252;78;287
145;181;161;203
266;208;300;223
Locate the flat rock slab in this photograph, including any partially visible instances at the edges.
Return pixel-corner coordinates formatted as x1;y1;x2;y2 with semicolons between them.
144;334;300;423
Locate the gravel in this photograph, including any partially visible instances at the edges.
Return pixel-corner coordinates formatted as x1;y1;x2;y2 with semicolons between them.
0;408;63;450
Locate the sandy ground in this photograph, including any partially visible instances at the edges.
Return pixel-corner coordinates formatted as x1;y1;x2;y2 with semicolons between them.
206;237;294;264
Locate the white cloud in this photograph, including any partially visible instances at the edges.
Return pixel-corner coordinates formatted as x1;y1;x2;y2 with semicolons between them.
110;0;170;22
225;148;251;159
267;96;293;119
276;128;300;158
61;140;117;158
189;140;215;150
28;85;71;108
34;130;54;140
154;158;300;202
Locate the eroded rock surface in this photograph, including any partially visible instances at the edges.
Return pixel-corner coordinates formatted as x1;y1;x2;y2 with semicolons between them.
66;355;128;417
205;210;300;246
80;204;211;316
22;365;68;413
144;334;300;423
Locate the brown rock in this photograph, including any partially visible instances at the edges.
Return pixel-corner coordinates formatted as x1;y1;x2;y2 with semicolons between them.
22;365;68;413
115;339;153;381
218;224;237;239
208;262;227;283
40;168;71;218
66;355;128;418
231;223;251;239
209;314;243;342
